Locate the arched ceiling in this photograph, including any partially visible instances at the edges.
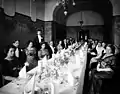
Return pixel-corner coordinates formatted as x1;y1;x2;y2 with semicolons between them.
53;0;113;25
66;11;104;26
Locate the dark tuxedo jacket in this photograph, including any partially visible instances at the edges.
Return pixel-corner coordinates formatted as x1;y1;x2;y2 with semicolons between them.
33;36;44;51
13;46;25;67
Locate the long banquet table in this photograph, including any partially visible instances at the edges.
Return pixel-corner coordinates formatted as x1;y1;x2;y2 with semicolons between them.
0;45;88;94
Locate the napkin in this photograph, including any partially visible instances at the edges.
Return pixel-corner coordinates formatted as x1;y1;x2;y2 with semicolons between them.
67;71;74;86
24;72;36;94
49;82;54;94
60;49;65;56
52;54;55;58
75;54;81;67
19;66;27;79
37;60;42;73
42;56;47;67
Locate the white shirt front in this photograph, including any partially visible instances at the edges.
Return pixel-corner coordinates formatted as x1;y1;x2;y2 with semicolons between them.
15;48;19;58
64;43;67;48
50;45;54;54
38;35;42;43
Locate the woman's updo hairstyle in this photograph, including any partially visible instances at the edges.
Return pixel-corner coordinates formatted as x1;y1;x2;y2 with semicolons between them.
4;45;16;57
107;44;115;54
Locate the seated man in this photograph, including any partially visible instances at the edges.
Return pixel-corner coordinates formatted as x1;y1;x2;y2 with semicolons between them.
89;44;116;94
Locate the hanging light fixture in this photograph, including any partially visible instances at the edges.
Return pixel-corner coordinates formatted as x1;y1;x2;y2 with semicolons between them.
64;11;67;15
72;0;76;6
56;0;76;15
79;11;84;28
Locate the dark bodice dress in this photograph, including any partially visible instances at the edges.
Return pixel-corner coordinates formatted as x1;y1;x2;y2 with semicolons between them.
1;58;21;77
99;55;116;72
89;55;116;94
38;49;49;60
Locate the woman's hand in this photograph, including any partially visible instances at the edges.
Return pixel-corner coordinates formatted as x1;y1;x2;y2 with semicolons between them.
97;64;112;72
98;68;112;72
25;62;29;66
4;76;17;81
97;68;102;72
97;63;101;71
90;52;96;55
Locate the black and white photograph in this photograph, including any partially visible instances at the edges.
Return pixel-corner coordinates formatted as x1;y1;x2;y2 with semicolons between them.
0;0;120;94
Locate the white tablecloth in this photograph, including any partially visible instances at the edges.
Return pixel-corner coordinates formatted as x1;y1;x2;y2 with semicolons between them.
0;48;87;94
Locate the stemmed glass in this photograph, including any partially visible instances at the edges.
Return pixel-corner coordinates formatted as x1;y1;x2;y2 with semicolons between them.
12;77;28;92
73;76;80;90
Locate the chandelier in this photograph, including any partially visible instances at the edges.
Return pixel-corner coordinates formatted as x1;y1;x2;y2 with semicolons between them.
56;0;76;15
78;11;84;28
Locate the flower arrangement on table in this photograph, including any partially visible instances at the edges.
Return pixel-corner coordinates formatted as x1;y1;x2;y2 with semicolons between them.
24;43;85;94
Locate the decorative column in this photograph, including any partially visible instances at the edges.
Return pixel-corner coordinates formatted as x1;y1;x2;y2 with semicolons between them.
30;0;36;21
44;21;53;42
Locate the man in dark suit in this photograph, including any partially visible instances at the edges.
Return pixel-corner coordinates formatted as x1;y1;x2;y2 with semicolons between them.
33;30;44;51
12;40;24;66
63;39;68;49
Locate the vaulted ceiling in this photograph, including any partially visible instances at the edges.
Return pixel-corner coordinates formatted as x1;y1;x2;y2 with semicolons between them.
53;0;113;25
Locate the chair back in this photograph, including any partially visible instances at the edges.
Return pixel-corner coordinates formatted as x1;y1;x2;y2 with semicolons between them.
0;64;5;87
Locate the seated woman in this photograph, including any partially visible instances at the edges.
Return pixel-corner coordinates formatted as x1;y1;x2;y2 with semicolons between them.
87;43;97;69
38;42;50;60
25;40;34;51
89;44;116;94
25;40;35;57
56;40;63;54
25;47;38;72
89;42;105;69
1;45;21;84
88;43;97;57
20;40;35;67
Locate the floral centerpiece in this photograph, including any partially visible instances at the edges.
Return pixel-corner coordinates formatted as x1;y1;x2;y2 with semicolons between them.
24;42;87;94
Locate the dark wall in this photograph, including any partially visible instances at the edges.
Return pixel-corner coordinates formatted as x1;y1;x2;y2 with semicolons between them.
44;21;52;42
52;21;66;42
0;8;6;59
3;13;44;48
66;25;104;41
112;15;120;46
0;8;44;60
53;0;113;43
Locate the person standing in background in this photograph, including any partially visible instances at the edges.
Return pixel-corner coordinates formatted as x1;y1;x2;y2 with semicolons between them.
33;30;44;51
